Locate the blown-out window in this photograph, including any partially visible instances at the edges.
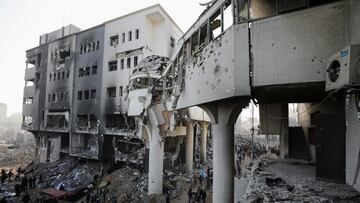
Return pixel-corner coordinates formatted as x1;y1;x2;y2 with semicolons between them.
250;0;277;19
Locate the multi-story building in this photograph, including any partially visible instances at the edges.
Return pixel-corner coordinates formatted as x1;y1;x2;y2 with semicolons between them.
22;4;183;163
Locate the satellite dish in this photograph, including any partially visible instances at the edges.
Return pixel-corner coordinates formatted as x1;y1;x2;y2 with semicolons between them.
199;0;217;6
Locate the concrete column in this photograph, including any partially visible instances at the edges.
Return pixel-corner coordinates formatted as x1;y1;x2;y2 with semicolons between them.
280;103;289;159
213;123;234;203
186;120;194;174
200;122;208;163
148;131;164;194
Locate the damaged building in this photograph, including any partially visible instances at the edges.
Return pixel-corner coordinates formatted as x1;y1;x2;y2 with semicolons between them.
21;0;360;202
22;5;184;164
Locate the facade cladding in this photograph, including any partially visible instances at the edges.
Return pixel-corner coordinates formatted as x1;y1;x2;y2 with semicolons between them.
22;4;183;163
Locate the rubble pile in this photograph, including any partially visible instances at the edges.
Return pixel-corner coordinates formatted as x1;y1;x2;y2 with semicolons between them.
52;165;95;192
164;166;191;197
24;158;98;195
102;167;148;201
242;158;360;202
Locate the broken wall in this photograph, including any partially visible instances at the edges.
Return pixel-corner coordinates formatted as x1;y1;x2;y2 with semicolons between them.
101;5;181;135
175;24;250;109
251;1;348;88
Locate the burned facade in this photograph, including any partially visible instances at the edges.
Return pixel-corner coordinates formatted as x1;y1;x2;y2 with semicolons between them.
22;5;183;164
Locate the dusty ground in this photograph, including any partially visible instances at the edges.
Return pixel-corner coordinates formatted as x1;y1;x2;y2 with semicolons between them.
241;157;360;202
0;144;34;171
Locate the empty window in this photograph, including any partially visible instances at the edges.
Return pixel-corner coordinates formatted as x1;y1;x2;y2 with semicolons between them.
120;59;124;69
90;89;96;99
92;42;96;51
62;71;65;79
85;67;91;76
107;87;116;98
84;90;89;100
120;86;123;97
48;94;51;103
79;68;84;77
135;29;139;39
87;43;91;52
96;41;100;50
57;72;60;80
52;93;58;102
78;91;83;100
170;36;175;48
122;33;126;43
25;81;34;87
128;31;132;41
92;65;97;75
199;23;208;47
134;56;138;67
59;49;71;64
191;30;199;55
83;44;87;53
210;9;222;40
108;61;117;71
223;1;233;31
24;97;33;104
238;0;249;22
110;35;119;46
54;72;56;81
66;70;70;79
250;0;277;19
65;92;68;100
49;73;52;81
80;45;83;54
127;58;131;69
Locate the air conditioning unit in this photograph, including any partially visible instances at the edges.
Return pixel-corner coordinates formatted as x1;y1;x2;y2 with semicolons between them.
326;45;360;91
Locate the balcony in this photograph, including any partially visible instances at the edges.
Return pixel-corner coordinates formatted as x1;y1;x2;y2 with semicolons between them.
22;103;34;115
23;86;35;98
25;66;36;81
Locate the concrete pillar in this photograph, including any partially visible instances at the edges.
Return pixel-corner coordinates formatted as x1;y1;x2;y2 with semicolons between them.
148;131;164;194
280;103;289;159
186;121;194;173
213;123;234;203
200;121;208;163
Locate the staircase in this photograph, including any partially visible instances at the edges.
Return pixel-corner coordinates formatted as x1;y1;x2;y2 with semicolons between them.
289;127;311;160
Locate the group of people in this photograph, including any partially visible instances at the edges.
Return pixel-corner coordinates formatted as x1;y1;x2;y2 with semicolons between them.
188;167;210;203
0;166;43;203
188;186;207;203
0;169;13;185
15;175;41;195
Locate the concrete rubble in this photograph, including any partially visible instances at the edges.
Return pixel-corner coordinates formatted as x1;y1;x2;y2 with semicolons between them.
241;157;360;203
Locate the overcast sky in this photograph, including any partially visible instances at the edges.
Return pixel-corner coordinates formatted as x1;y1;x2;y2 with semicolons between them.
0;0;208;115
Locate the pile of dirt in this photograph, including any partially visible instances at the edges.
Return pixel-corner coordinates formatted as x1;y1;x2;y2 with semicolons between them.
104;167;148;202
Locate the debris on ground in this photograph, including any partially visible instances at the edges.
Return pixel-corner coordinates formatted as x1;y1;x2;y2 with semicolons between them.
241;157;360;203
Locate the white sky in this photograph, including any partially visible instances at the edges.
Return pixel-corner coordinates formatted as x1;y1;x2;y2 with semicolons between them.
0;0;207;115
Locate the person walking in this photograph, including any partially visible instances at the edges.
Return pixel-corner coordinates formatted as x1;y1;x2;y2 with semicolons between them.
188;186;193;203
7;170;13;182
